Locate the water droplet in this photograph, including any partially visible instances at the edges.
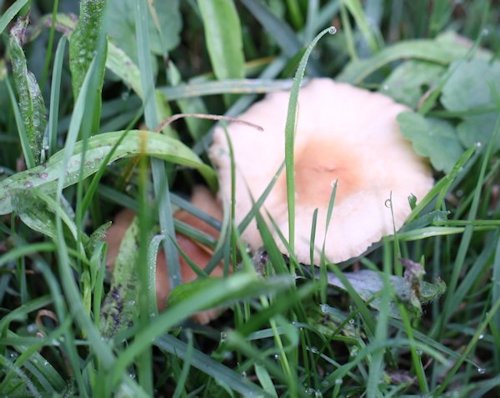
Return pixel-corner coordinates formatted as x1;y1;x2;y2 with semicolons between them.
24;181;33;188
416;350;423;356
477;367;486;374
121;91;130;100
309;346;319;354
478;333;484;340
273;354;280;360
241;371;247;378
382;84;389;91
39;172;48;180
320;304;328;313
220;331;228;342
26;324;37;333
328;26;337;35
384;199;392;208
348;319;355;325
481;28;490;36
335;378;343;385
475;141;482;148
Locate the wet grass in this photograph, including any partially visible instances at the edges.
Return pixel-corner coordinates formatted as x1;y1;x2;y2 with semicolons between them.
0;0;499;397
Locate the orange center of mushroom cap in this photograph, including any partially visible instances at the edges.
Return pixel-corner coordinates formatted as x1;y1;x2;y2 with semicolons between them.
289;138;363;209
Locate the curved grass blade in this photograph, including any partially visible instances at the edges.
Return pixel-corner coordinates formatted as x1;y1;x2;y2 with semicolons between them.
159;78;296;100
0;130;216;215
0;0;29;35
338;37;486;84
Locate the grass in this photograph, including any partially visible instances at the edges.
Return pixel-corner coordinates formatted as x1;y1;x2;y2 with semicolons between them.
0;0;499;397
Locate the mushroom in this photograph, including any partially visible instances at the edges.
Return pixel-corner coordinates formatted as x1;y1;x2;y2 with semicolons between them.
105;186;224;324
209;78;434;265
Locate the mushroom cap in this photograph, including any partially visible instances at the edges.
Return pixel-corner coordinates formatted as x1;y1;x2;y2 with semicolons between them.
209;78;434;265
105;186;224;324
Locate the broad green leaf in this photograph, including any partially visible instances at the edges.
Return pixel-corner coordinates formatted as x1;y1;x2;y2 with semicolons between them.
441;59;500;112
381;60;445;108
69;0;105;99
104;0;181;60
397;111;464;173
441;59;500;150
198;0;245;80
9;17;46;167
457;113;500;150
0;130;216;215
100;218;139;338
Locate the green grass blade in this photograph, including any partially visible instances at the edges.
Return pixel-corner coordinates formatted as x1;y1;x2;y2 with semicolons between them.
136;0;181;296
284;26;335;255
0;0;28;34
157;334;272;397
343;0;382;53
47;37;66;157
110;273;294;388
198;0;245;80
239;0;302;58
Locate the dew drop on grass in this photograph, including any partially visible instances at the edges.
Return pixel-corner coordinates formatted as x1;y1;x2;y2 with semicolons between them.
328;26;337;35
477;367;486;375
335;378;343;385
220;331;228;342
24;181;33;188
273;354;280;360
481;28;490;37
26;324;37;333
478;333;484;340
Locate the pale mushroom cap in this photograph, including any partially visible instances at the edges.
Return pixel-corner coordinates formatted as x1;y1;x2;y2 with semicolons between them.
210;78;434;265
